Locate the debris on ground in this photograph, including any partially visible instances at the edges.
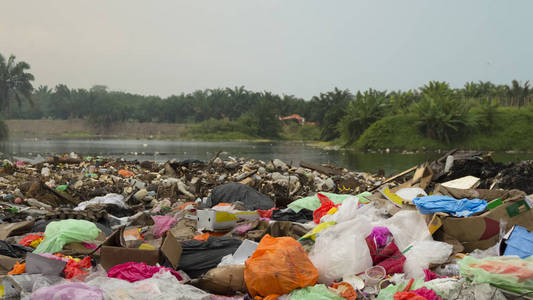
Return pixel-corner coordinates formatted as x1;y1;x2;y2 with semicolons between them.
0;151;531;299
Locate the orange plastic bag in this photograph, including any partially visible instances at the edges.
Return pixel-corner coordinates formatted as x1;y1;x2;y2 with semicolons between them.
118;169;135;177
244;234;318;297
8;262;25;275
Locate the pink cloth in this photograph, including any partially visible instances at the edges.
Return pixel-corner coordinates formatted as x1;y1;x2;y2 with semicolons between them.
412;287;442;300
151;215;177;238
108;262;183;283
424;269;442;281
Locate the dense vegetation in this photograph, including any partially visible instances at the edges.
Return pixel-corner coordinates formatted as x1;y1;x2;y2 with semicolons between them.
2;52;533;149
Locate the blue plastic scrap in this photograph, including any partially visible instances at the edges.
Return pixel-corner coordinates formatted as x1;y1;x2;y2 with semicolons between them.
504;226;533;258
412;195;488;217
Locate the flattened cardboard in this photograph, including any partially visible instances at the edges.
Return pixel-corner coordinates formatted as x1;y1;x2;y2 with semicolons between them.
100;227;182;271
0;221;34;240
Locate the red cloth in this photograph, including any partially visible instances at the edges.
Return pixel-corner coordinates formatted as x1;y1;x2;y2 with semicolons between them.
365;236;406;275
64;257;92;279
312;193;340;224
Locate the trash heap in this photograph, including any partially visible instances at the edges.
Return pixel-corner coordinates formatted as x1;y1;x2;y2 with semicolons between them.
0;150;532;299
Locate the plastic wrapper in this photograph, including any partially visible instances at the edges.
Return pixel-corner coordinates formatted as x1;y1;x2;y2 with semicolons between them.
74;193;125;211
244;234;318;297
310;216;373;283
458;255;533;294
378;210;432;252
33;220;101;254
313;193;340;224
403;241;453;279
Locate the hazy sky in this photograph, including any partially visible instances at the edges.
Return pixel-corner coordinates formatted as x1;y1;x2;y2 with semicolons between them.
1;0;532;99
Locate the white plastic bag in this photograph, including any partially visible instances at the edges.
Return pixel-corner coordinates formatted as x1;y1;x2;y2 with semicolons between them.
403;240;453;279
74;193;125;211
310;216;373;283
321;198;386;224
377;210;432;252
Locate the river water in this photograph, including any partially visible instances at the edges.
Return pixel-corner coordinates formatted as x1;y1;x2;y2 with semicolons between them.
1;139;531;176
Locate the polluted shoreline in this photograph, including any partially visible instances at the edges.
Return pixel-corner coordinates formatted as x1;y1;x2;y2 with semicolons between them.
0;150;532;299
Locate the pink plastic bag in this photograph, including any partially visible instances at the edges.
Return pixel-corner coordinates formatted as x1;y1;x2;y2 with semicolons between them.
151;215;177;238
108;262;183;282
31;283;104;300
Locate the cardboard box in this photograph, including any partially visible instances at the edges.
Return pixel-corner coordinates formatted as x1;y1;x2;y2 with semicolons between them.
436;187;533;252
99;227;182;271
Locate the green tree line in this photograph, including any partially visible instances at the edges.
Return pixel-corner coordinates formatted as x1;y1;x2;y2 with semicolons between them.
1;53;533;142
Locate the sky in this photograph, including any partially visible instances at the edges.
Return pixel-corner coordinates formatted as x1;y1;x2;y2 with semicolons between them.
1;0;532;99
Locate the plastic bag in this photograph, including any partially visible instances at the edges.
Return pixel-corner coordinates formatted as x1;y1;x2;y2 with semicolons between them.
151;215;177;238
458;255;533;294
108;262;183;283
31;282;104;300
310;216;373;283
412;195;487;217
313;193;341;224
244;234;318;297
288;192;354;213
88;270;210;300
378;210;432;252
403;241;453;279
290;284;344;300
33;219;101;254
74;193;125;211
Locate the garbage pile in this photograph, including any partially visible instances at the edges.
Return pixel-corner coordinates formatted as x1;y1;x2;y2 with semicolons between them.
0;150;532;299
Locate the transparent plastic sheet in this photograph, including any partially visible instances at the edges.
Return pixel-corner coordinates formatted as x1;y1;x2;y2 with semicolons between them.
377;210;432;252
33;220;101;254
30;282;104;300
458;255;533;294
87;270;211;300
310;216;373;283
403;240;453;279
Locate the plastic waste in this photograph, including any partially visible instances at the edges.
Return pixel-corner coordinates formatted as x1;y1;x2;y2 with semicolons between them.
33;219;101;254
290;284;344;300
8;262;25;275
396;188;427;201
108;262;183;282
378;210;432;252
310;216;373;283
74;193;125;211
412;195;487;217
403;241;453;279
151;215;177;238
458;255;533;294
288;192;370;213
313;193;341;223
244;234;318;297
87;270;211;300
31;282;104;300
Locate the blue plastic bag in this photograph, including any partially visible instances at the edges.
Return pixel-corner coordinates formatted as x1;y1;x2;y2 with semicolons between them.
412;195;487;217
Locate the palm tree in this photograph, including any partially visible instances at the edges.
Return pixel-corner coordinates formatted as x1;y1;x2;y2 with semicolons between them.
0;54;35;113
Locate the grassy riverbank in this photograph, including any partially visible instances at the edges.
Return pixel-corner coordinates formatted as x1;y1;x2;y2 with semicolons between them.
355;107;533;151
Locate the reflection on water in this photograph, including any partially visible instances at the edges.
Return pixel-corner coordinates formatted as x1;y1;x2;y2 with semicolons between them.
0;139;532;176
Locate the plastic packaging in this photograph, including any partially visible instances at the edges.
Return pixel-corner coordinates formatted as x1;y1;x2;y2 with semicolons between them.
31;282;104;300
378;210;432;252
403;241;453;279
310;216;373;283
458;255;533;294
290;284;344;300
244;234;318;297
33;219;101;254
364;266;386;294
288;192;356;213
